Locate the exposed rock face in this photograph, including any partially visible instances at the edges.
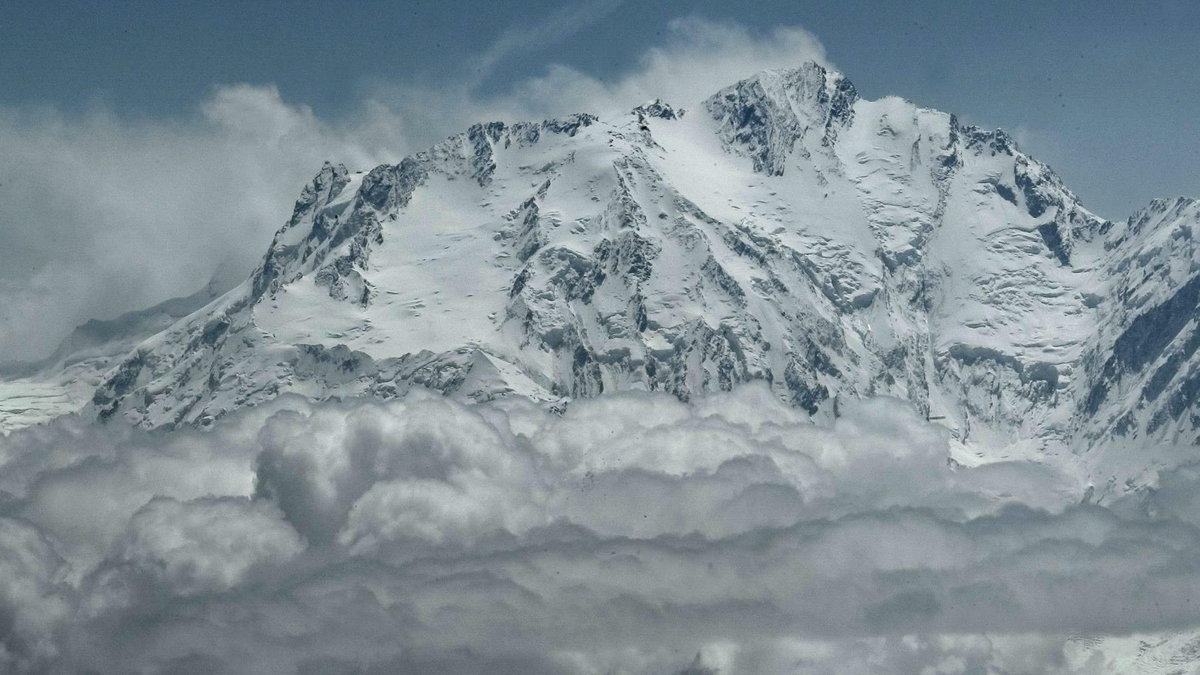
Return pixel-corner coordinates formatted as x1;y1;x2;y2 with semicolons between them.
17;62;1196;458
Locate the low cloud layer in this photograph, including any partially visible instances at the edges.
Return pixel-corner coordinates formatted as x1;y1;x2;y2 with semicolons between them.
0;16;828;363
0;385;1196;673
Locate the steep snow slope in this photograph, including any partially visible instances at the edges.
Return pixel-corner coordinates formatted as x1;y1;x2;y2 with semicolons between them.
9;62;1200;470
1079;197;1200;449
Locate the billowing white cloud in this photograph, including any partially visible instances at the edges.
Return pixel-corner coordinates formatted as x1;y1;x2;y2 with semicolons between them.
0;518;70;672
117;496;303;595
0;86;404;362
0;385;1196;673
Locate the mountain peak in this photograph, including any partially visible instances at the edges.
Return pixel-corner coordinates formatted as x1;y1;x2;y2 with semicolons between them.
738;60;849;91
632;99;683;121
0;60;1190;470
704;61;857;175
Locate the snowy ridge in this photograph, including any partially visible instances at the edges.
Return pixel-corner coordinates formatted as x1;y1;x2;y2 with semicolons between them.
7;62;1200;472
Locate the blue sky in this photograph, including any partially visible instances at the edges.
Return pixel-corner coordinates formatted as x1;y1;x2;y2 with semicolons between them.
1;0;1198;358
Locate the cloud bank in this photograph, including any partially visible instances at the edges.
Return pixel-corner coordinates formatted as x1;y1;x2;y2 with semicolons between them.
0;17;828;363
0;385;1196;673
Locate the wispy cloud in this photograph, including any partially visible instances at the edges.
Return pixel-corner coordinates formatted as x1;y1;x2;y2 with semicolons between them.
473;0;627;80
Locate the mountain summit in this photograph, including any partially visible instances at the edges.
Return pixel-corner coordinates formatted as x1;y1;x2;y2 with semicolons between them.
11;62;1200;463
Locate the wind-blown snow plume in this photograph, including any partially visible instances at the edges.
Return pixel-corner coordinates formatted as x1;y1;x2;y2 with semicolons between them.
0;386;1196;673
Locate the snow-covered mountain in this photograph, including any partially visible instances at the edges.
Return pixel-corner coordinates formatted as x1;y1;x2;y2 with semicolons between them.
8;62;1200;464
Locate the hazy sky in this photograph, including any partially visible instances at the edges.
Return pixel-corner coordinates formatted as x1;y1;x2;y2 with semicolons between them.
4;0;1197;219
1;0;1198;359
